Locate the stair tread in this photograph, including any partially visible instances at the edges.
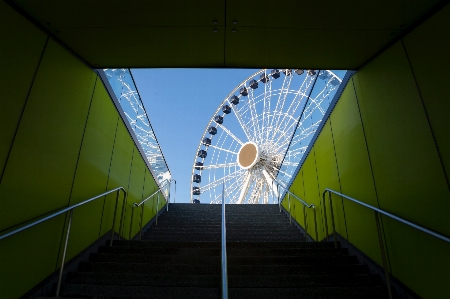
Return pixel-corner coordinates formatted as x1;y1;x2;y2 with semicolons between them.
60;204;386;299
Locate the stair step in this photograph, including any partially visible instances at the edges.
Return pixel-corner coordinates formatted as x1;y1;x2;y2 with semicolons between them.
67;272;220;287
229;286;388;299
59;204;387;299
61;284;220;299
111;240;335;249
79;262;370;275
99;246;347;256
90;252;357;265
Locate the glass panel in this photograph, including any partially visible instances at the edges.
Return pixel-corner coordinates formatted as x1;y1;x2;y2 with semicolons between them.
103;69;171;185
277;70;348;187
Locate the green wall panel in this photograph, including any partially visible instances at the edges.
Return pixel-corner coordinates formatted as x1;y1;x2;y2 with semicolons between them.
329;80;382;264
353;39;450;299
141;169;158;228
300;150;321;240
288;168;306;228
314;120;347;239
101;120;134;236
0;215;66;299
124;147;146;239
353;41;450;234
402;4;450;187
0;1;47;175
64;78;119;260
0;39;96;231
382;216;450;299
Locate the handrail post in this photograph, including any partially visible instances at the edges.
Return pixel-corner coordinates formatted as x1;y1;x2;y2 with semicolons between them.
173;179;177;204
110;189;121;246
140;204;145;240
118;190;127;240
221;183;228;299
129;205;135;240
288;193;292;225
303;205;308;243
322;190;330;242
374;211;393;299
55;209;73;297
167;181;170;212
156;191;160;226
277;183;281;212
313;207;318;241
329;192;337;248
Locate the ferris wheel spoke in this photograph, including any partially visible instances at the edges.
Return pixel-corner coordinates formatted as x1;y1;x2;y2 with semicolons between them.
217;124;244;146
276;77;315;138
237;172;252;204
208;144;238;155
196;162;238;170
247;88;262;143
225;174;246;203
275;119;321;153
226;98;253;141
270;72;294;144
200;169;245;194
263;77;273;143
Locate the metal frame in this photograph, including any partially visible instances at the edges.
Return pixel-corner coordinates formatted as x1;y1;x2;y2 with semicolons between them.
0;187;128;297
322;188;450;299
129;179;176;240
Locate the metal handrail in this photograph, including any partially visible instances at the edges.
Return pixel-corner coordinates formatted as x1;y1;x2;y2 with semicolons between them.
0;187;127;297
221;183;228;299
129;179;176;240
322;188;450;299
272;178;318;241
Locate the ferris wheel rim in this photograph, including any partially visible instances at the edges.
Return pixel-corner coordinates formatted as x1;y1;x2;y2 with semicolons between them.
190;69;341;204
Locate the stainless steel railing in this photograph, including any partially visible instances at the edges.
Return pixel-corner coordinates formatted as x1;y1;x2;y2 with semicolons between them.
322;188;450;299
272;179;318;242
0;187;128;297
221;183;228;299
129;179;176;240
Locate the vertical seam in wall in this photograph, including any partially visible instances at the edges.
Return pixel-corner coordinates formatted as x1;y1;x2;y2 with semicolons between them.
223;0;227;66
329;118;349;240
99;115;120;238
312;148;325;239
123;146;136;238
54;76;97;269
352;78;393;274
0;36;49;185
67;77;98;206
401;39;450;192
300;169;306;227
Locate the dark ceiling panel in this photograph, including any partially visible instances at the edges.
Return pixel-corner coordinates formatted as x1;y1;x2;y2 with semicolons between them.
224;27;398;69
56;26;226;68
12;0;225;27
225;0;442;29
8;0;446;68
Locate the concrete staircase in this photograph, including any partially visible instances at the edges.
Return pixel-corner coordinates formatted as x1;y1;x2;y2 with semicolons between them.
59;203;388;298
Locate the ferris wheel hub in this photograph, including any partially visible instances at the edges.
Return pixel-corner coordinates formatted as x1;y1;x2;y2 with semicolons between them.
237;141;261;170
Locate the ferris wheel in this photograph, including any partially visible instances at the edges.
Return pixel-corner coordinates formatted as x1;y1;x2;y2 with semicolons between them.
190;69;343;204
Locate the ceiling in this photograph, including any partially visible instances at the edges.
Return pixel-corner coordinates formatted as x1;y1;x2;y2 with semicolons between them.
7;0;446;69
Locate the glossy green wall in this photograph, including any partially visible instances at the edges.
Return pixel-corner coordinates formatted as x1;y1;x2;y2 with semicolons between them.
284;5;450;298
0;2;162;298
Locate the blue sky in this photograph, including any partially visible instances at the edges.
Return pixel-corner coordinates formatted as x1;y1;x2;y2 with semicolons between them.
131;69;258;203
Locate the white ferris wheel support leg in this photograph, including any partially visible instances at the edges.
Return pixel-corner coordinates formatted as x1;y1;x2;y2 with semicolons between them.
262;169;279;198
237;172;252;204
